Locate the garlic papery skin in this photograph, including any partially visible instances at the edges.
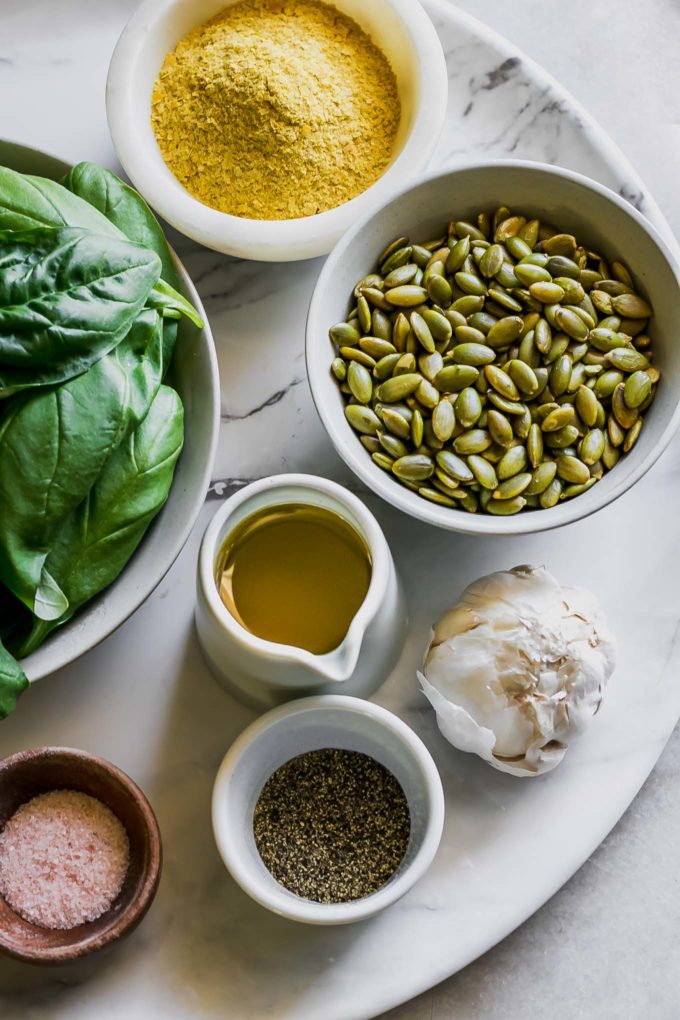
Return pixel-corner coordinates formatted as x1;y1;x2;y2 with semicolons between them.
418;565;616;778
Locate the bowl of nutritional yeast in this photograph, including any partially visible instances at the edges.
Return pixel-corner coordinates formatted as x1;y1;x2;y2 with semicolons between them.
307;160;680;535
106;0;448;260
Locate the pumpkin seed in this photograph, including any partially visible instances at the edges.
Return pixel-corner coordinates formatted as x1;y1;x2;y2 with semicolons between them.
612;384;639;429
575;384;599;426
623;418;643;452
452;343;496;366
385;286;429;307
418;487;457;507
605;348;649;372
340;346;376;368
612;293;652;318
525;460;557;495
377;430;408;460
539;478;563;508
360;336;396;360
486;315;524;348
455;387;483;428
487;495;526;515
526;423;544;467
347;361;373;404
432;399;456;442
454;430;492;455
372;452;395;472
345;404;380;434
376;373;422;402
392;454;434;482
468;455;498;489
579;428;605;465
555;307;589;340
487;409;514;447
379;236;409;268
331;357;347;382
562;477;598;499
623;370;652;408
541;405;575;432
542;234;577;257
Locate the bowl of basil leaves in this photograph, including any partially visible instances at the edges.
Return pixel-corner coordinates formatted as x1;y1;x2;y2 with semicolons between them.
0;141;220;719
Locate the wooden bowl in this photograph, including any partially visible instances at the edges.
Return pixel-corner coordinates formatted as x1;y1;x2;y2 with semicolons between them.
0;747;162;963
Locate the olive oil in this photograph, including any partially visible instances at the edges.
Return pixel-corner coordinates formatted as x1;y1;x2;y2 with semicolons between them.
216;503;371;654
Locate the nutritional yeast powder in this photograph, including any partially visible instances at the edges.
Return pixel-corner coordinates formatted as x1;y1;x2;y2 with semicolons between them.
151;0;401;220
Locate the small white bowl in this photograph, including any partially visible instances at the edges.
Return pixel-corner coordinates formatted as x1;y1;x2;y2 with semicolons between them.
212;696;445;925
306;159;680;535
106;0;447;262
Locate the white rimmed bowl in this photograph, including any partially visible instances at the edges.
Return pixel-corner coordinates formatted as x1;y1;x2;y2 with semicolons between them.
0;140;220;682
106;0;447;262
307;159;680;535
212;695;445;925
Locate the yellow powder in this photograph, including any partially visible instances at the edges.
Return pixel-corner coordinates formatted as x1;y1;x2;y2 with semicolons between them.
151;0;401;220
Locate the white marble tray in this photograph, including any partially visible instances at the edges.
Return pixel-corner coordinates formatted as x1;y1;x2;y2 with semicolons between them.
1;2;679;1018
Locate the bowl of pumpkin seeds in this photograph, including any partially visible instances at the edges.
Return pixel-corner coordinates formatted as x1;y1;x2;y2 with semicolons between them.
306;161;680;533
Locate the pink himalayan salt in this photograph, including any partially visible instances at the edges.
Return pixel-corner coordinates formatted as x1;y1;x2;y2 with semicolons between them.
0;789;130;930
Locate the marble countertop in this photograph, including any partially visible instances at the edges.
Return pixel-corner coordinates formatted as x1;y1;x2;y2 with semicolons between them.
1;0;679;1018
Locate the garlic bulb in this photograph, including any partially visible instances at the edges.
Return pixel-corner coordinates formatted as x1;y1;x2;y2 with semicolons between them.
418;565;616;777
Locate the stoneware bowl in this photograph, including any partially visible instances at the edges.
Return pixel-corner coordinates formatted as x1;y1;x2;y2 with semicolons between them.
106;0;448;261
0;140;220;683
307;159;680;535
212;696;445;925
196;474;407;711
0;747;162;963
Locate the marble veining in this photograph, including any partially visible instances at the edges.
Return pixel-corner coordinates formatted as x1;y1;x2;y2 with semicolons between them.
0;1;678;1019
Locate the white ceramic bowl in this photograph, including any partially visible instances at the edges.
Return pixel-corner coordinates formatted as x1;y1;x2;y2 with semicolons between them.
0;140;220;682
106;0;447;262
212;696;445;925
307;159;680;535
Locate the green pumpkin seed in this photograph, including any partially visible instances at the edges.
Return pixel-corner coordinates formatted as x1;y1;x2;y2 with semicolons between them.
372;452;395;472
623;418;643;452
487;409;514;447
506;359;539;396
377;430;408;460
331;357;347;382
485;364;520;400
454;430;492;455
575;384;599;426
549;354;572;397
445;236;471;274
546;424;580;449
379;236;409;268
340;346;376;368
436;450;474;483
542;233;577;257
496;445;528;480
487;495;526;515
392;454;434;482
515;263;552;287
422;309;453;342
554;307;588;340
612;293;652;318
427;274;453;306
486;316;524;349
526;423;544;467
454;272;487;297
416;378;440;410
410;408;424;447
546;255;580;279
360;336;396;360
455;387;483;428
418;487;457;507
468;455;498;489
612;383;639;429
434;364;480;392
605;348;649;372
534;317;552;354
432;399;456;442
393;353;417;376
538;478;562;508
541;405;575;432
579;428;605;465
525;461;557;495
556;454;590;484
347;361;373;404
330;321;362;347
360;435;381;454
384;285;429;307
376;373;422;402
492;473;532;500
410;311;435;353
452;343;496;366
382;407;412;440
455;325;488;345
345;404;381;434
479;244;505;278
623;370;652;408
530;281;566;304
418;351;444;382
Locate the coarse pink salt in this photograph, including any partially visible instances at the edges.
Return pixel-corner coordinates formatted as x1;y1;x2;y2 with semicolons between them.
0;789;130;930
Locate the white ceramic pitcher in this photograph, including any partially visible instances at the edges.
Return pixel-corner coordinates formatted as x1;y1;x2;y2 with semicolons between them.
195;474;407;710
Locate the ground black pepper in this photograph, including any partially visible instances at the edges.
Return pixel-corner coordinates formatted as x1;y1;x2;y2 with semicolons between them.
253;749;411;903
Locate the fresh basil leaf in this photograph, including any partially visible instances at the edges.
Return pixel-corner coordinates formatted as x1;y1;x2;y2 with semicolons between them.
146;278;204;329
0;309;164;618
0;166;124;236
19;386;184;655
0;636;28;720
0;226;161;396
62;162;181;291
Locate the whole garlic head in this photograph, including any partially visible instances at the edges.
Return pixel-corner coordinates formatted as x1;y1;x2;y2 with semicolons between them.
418;565;616;777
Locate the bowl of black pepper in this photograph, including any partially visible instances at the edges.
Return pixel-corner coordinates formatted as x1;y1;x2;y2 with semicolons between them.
211;695;444;924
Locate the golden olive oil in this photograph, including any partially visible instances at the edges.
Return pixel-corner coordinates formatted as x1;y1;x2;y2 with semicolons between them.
216;503;371;654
